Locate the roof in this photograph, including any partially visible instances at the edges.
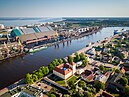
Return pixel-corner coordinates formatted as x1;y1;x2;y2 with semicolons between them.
21;28;36;34
19;34;37;43
53;63;72;75
38;26;50;32
0;86;42;97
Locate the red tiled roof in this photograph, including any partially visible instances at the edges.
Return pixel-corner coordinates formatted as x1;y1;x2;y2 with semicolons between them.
87;74;94;81
54;63;72;75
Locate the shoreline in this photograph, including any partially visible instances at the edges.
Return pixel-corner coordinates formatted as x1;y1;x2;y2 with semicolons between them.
0;31;114;95
0;27;102;61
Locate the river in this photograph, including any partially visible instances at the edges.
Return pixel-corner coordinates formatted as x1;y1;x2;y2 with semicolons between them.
0;27;129;89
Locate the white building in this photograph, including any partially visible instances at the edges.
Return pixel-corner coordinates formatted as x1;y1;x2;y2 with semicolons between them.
0;24;4;29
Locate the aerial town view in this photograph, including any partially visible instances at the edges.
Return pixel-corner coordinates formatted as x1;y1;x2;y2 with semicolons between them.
0;0;129;97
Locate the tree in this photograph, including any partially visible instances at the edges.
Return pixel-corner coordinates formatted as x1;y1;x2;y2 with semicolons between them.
79;53;86;60
40;66;49;76
58;59;63;64
82;58;88;67
119;77;128;86
49;94;56;97
99;64;105;71
37;72;43;79
74;52;80;62
32;74;38;82
51;59;60;66
78;80;85;87
48;63;55;72
115;69;120;73
62;58;67;63
123;85;129;96
120;53;125;60
94;80;105;91
84;91;93;97
68;55;73;63
68;80;75;89
25;73;34;84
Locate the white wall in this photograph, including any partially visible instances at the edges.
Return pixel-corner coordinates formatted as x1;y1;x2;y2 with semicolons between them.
53;70;72;79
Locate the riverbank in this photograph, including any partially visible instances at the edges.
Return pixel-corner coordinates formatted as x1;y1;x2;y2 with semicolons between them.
0;27;128;91
42;27;102;48
0;31;114;96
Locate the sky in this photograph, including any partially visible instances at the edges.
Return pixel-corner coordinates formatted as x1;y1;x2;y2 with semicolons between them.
0;0;129;17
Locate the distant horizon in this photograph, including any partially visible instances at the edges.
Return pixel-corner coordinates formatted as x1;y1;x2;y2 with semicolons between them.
0;0;129;17
0;16;129;18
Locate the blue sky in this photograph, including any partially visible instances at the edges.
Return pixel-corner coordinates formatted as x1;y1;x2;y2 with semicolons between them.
0;0;129;17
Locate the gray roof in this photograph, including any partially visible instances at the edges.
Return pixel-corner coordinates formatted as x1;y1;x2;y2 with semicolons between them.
47;26;54;31
38;26;50;32
21;28;36;34
19;34;37;43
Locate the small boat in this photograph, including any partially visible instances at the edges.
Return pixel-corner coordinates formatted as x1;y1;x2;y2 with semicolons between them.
86;42;92;47
114;29;127;35
29;46;48;53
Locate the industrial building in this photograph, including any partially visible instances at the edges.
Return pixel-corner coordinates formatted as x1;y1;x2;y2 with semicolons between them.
10;26;58;45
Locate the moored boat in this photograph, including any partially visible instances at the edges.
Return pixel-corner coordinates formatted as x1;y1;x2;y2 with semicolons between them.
29;46;48;53
114;29;127;35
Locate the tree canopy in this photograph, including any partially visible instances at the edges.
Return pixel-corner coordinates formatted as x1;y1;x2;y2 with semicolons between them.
119;77;128;86
94;80;105;91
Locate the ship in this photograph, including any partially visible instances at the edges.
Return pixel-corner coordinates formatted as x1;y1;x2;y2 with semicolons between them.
114;28;127;35
29;46;48;53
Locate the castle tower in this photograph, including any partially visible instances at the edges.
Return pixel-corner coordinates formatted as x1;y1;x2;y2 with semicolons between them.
69;62;76;75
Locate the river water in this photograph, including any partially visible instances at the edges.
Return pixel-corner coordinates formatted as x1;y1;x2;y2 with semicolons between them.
0;27;129;89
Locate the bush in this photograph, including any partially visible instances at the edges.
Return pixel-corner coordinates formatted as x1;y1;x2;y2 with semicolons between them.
94;80;105;91
78;80;85;87
119;77;128;86
123;85;129;96
49;94;56;97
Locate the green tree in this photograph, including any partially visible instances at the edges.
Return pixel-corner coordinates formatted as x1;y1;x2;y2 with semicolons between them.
99;64;105;71
25;73;34;84
58;59;63;64
79;53;86;60
74;52;80;62
32;74;38;82
78;80;85;87
94;80;105;91
68;80;75;89
48;63;55;72
123;85;129;96
74;54;80;62
51;59;60;66
119;77;128;86
115;69;120;73
82;58;88;67
49;94;56;97
40;66;49;76
62;58;67;63
120;53;125;60
84;91;93;97
37;72;43;79
68;55;73;63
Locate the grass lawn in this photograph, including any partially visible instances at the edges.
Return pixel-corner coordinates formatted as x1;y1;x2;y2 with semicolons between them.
56;80;66;86
67;76;78;83
48;74;66;86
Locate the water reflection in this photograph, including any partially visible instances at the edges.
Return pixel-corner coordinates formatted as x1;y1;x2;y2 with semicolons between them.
0;27;129;89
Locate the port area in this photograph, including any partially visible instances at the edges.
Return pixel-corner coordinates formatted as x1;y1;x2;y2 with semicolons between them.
0;32;115;96
0;26;102;61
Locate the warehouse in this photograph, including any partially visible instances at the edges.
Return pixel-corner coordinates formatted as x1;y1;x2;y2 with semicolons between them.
10;26;58;45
